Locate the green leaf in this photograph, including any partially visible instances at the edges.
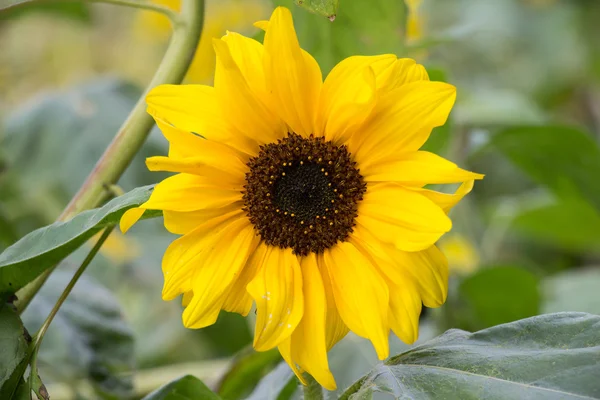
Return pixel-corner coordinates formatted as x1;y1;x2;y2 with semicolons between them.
11;378;32;400
22;271;135;399
458;265;540;330
142;375;221;400
514;197;600;250
0;304;31;399
490;126;600;210
543;269;600;315
217;348;281;400
293;0;339;19
343;313;600;400
0;185;159;296
245;361;295;400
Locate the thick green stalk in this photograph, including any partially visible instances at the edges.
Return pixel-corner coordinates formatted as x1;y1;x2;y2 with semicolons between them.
303;373;324;400
15;0;204;313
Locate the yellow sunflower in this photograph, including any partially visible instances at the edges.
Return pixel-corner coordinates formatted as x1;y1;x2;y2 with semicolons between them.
121;6;483;390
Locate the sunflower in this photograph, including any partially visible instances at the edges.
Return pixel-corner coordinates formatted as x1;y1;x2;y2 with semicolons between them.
121;6;483;390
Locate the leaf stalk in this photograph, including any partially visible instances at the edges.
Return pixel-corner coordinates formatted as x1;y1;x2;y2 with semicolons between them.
14;0;205;313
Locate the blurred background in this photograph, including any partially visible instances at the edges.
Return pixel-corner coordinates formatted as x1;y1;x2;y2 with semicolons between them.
1;0;600;398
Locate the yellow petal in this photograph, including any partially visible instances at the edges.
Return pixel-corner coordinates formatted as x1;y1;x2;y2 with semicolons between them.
289;254;336;390
277;338;306;385
357;184;451;252
146;155;246;185
350;81;456;169
388;245;449;308
221;31;273;112
317;55;396;144
214;38;285;146
146;85;256;156
248;246;303;351
120;207;146;233
222;242;269;316
254;20;269;31
147;85;225;140
182;218;260;328
182;291;193;307
318;254;349;351
416;180;475;214
386;277;422;344
263;7;322;136
153;116;248;162
363;151;484;184
141;174;242;212
163;203;243;235
376;58;429;92
352;227;448;309
152;116;210;159
161;210;244;301
323;242;389;360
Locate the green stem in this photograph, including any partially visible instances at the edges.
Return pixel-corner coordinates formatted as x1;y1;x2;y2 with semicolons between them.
27;228;113;399
32;228;114;349
302;373;324;400
86;0;180;22
15;0;205;314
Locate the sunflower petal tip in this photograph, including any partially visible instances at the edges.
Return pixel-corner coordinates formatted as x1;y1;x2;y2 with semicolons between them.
119;207;145;233
253;20;269;31
317;371;337;391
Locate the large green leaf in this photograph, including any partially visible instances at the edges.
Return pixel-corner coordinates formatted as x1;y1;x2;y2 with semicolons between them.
458;265;540;330
142;375;221;400
0;185;159;296
342;313;600;400
217;348;281;400
293;0;339;19
22;271;135;399
514;197;600;250
0;304;31;399
490;126;600;210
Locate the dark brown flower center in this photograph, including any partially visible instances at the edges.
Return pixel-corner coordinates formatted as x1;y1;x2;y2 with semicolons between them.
243;133;366;255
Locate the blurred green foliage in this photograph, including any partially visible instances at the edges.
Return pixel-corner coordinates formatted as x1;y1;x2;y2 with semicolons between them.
142;375;220;400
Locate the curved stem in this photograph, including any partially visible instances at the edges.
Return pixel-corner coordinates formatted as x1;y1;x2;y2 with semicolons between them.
15;0;205;314
86;0;180;22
